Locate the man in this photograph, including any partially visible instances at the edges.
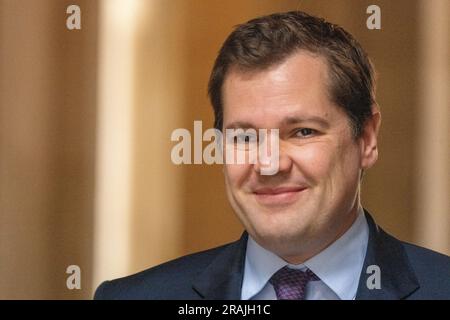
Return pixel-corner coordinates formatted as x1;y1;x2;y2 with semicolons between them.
94;11;450;300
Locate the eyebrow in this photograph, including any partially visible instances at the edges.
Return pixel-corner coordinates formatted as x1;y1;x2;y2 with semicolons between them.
282;115;330;129
224;116;330;130
224;121;256;130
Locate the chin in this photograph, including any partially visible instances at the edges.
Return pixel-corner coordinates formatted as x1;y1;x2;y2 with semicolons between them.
250;219;311;247
253;230;314;261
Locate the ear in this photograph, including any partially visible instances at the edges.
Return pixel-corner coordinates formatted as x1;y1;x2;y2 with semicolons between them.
360;105;381;170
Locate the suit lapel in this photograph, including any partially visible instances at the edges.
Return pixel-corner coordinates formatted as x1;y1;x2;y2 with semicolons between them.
192;211;420;300
356;211;420;299
192;232;248;299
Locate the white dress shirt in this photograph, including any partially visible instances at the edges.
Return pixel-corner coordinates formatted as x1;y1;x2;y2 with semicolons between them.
241;208;369;300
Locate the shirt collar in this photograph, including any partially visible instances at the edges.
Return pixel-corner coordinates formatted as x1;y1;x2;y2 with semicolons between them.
241;207;369;300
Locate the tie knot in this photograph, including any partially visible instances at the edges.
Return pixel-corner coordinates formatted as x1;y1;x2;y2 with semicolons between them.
269;266;319;300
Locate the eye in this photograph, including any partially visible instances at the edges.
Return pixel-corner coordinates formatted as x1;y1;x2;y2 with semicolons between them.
294;128;317;138
234;134;257;144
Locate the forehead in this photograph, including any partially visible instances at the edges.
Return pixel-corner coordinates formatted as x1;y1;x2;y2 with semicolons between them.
222;52;342;128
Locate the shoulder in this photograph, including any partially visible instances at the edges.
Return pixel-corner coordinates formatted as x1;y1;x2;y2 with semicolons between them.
94;241;234;300
364;211;450;298
401;240;450;298
378;224;450;272
402;240;450;277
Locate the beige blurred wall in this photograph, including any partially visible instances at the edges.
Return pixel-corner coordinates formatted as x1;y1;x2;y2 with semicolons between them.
0;0;448;299
0;0;98;298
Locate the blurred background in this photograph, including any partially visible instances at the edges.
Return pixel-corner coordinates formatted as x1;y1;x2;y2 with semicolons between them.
0;0;448;299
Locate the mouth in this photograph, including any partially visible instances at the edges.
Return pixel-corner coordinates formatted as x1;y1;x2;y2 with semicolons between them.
253;186;307;206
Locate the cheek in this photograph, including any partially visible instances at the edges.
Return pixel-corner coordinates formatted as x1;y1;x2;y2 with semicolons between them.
224;164;251;189
337;139;362;174
290;144;334;181
289;141;360;183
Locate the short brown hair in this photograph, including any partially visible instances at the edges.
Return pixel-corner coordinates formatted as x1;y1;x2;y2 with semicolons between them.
208;11;376;137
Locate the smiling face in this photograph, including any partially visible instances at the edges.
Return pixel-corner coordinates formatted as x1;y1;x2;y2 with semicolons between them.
222;51;380;263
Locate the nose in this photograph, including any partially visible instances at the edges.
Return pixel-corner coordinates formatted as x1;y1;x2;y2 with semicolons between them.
254;140;292;175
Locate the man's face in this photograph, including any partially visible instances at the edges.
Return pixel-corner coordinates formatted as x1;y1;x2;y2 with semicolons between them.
222;52;377;262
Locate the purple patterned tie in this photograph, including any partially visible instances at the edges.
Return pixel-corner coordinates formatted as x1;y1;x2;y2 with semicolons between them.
269;266;320;300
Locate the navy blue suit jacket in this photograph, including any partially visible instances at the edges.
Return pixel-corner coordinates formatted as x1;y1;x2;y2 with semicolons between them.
94;211;450;299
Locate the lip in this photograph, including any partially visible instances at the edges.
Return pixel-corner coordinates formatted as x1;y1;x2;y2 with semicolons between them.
253;186;307;206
